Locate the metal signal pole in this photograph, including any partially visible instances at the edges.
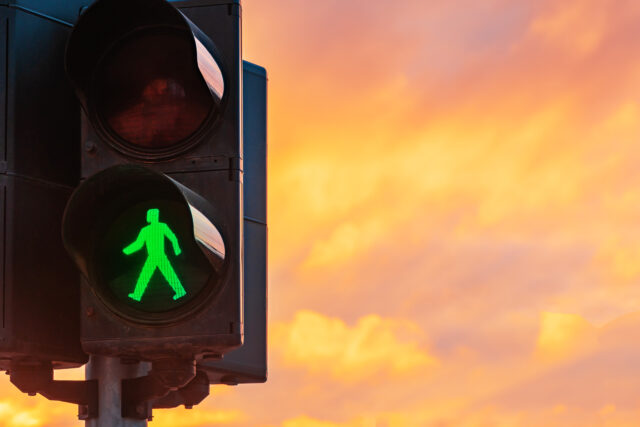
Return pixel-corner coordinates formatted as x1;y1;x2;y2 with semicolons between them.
85;356;151;427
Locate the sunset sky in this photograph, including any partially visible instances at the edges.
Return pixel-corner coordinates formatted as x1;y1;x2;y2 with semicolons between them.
5;0;640;425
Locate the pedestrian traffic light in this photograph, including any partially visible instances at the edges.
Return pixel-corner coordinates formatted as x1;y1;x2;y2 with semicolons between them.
62;0;245;364
0;0;266;420
0;1;90;371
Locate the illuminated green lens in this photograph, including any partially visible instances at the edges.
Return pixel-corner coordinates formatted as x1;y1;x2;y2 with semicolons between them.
95;200;212;314
123;208;186;302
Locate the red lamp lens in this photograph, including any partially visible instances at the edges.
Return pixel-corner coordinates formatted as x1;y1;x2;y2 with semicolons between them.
94;29;214;149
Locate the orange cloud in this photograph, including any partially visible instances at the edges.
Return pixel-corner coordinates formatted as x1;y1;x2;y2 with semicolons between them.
0;381;80;427
0;402;41;427
271;311;437;382
529;0;609;55
152;408;246;426
535;312;598;362
205;0;640;421
279;416;366;427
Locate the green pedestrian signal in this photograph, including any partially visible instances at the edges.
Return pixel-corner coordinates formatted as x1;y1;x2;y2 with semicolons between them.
97;198;214;318
123;208;187;302
62;165;228;325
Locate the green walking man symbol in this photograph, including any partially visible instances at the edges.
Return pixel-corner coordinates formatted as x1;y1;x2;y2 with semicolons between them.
123;208;187;302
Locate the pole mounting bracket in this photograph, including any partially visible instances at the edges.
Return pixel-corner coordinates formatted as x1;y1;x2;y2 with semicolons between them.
9;361;98;420
121;357;207;420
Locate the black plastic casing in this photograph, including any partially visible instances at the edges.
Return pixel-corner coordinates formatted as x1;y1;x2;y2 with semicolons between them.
0;1;90;369
70;0;244;361
200;61;267;384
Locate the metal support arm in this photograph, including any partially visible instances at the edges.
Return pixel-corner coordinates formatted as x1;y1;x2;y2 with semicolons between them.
9;362;98;420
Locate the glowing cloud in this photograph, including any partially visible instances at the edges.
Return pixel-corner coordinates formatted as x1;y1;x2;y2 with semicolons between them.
535;312;598;362
152;408;246;426
272;310;438;382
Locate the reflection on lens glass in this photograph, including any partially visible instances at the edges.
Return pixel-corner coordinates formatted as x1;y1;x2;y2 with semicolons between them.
94;28;215;149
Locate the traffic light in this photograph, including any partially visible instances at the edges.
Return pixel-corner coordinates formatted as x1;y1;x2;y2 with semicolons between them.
0;1;90;370
62;0;245;367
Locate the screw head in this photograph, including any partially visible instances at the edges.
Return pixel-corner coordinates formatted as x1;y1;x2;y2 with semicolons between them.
77;405;89;420
203;353;222;360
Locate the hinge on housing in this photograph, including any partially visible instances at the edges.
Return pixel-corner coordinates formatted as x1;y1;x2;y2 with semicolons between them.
228;157;243;182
